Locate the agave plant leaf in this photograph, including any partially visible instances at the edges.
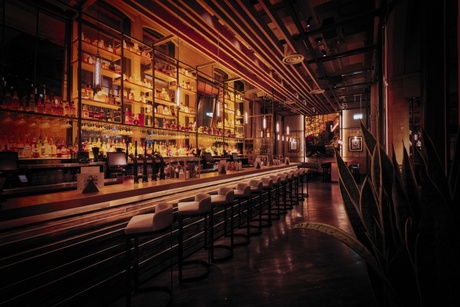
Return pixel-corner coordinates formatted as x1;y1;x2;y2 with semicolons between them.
336;152;360;205
413;139;458;306
391;147;401;181
400;144;421;222
391;169;412;248
370;141;399;258
447;127;460;215
336;153;372;249
360;176;383;254
361;121;377;156
292;222;403;306
421;129;451;207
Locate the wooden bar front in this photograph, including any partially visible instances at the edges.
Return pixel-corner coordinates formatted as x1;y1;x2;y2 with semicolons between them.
0;164;298;306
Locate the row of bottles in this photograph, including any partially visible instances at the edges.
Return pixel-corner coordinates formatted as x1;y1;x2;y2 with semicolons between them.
0;89;78;117
1;134;74;159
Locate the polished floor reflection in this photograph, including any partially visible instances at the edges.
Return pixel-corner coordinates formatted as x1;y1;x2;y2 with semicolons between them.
110;177;377;307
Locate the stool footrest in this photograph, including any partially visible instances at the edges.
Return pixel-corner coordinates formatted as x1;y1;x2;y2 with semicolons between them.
210;244;233;263
259;215;272;227
179;260;211;283
131;286;172;305
233;233;250;246
269;211;281;220
248;225;262;236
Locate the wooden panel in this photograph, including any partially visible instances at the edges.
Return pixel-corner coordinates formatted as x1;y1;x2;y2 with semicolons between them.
0;166;296;306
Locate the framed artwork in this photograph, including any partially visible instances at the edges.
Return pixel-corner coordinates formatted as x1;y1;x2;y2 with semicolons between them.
349;136;363;152
289;138;300;152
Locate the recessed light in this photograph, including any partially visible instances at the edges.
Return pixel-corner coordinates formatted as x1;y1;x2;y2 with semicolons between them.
310;88;325;95
282;53;304;65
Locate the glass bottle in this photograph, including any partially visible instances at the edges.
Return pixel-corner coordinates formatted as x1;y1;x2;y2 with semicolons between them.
12;90;20;110
37;97;44;113
82;104;89;118
70;101;76;117
29;94;36;112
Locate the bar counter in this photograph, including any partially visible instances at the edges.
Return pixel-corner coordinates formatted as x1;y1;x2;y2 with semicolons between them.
0;163;299;306
0;163;298;230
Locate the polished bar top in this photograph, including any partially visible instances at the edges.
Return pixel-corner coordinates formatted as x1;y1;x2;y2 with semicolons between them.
0;163;298;229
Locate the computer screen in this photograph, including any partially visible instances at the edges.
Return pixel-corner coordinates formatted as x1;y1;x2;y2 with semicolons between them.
0;152;19;173
107;152;127;168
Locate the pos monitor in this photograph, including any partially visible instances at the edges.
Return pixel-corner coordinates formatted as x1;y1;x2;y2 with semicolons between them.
107;152;127;169
0;152;19;174
0;152;19;191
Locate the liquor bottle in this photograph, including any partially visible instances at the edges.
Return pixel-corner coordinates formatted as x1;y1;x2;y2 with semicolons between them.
43;136;51;157
37;97;45;113
44;95;52;114
82;104;89;118
125;108;132;124
7;134;16;152
37;135;43;157
57;98;64;116
21;95;27;111
23;138;32;158
0;78;4;108
70;101;76;117
17;134;24;157
29;93;36;112
3;91;12;109
12;90;20;110
99;108;105;120
50;138;57;157
63;101;69;116
51;97;58;115
138;111;145;126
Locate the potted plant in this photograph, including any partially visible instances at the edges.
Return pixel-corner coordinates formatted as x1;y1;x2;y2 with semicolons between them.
293;122;460;306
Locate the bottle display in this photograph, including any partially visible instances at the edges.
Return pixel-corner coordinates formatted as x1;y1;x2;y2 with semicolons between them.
0;9;250;193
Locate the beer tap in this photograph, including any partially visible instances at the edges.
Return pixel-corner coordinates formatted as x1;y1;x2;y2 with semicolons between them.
151;153;158;181
142;146;149;182
133;141;139;184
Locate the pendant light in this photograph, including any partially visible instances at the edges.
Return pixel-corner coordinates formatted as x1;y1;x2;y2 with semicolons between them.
176;37;180;107
93;9;102;90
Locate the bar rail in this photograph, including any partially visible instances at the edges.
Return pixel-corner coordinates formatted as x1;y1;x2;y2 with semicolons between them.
0;164;297;306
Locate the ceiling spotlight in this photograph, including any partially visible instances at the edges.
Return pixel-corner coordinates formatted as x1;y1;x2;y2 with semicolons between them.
306;16;312;28
322;50;327;57
282;53;304;65
315;37;322;43
310;88;325;95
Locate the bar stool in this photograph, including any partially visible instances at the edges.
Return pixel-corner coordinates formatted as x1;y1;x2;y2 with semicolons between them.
297;168;309;199
260;177;273;226
286;171;299;207
233;182;251;246
124;202;174;307
209;187;235;262
290;170;300;203
248;179;263;235
177;193;212;283
269;175;284;217
279;173;293;211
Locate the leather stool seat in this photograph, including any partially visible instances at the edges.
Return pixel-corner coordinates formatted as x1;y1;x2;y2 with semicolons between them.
124;202;174;306
233;182;251;246
260;177;274;226
270;175;284;217
177;193;212;283
209;187;235;262
248;179;264;236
